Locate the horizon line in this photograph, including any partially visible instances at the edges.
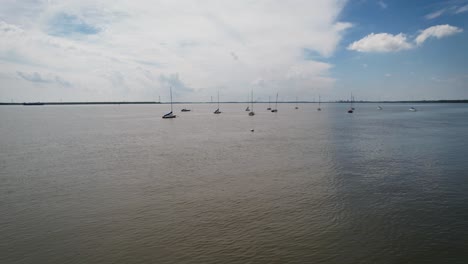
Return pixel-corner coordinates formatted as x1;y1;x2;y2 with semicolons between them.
1;99;468;106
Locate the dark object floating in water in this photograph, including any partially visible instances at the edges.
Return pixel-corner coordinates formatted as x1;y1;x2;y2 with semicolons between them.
181;109;191;112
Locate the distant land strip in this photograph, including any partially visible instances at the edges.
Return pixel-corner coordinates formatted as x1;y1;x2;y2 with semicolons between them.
0;100;467;106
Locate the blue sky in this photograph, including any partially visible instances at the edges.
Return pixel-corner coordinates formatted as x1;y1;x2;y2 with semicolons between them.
0;0;467;102
331;0;468;100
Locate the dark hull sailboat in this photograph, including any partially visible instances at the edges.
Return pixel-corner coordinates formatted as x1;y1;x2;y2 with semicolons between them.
162;87;176;119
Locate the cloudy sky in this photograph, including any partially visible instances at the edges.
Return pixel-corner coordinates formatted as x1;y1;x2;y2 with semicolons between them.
0;0;467;102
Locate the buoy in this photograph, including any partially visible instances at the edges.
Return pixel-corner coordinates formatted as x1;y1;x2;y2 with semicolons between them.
251;129;254;132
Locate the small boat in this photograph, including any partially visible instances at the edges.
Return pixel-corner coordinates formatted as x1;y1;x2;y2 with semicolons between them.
271;93;278;112
248;89;255;116
377;106;383;110
214;90;222;114
409;107;417;112
317;95;322;111
181;108;191;112
295;97;299;109
267;96;271;110
162;87;176;119
245;106;250;111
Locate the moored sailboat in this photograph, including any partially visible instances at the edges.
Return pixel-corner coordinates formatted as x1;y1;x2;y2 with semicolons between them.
347;93;354;113
162;87;176;119
317;95;322;111
214;91;221;114
271;93;278;112
249;89;255;116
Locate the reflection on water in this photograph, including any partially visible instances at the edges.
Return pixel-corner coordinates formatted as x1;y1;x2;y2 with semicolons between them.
1;103;468;263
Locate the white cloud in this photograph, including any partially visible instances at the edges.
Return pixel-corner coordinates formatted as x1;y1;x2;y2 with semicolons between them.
415;24;463;45
455;4;468;14
0;0;351;102
425;9;445;20
347;33;412;52
348;24;464;53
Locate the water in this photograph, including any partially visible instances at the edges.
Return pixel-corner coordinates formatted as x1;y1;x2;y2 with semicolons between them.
1;103;468;263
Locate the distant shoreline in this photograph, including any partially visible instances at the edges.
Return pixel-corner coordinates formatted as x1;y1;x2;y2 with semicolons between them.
1;100;467;106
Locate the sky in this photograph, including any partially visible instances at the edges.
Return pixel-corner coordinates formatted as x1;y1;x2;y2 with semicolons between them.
0;0;467;102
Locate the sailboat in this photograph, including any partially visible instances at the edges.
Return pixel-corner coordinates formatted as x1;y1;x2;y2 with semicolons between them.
347;93;354;113
409;107;417;112
214;91;221;114
317;95;322;111
295;96;299;109
271;93;278;112
377;106;383;110
162;86;176;119
249;89;255;116
267;96;271;110
245;95;250;111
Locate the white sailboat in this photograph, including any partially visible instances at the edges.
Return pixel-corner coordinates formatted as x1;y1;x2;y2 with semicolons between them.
214;90;221;114
162;86;176;119
249;89;255;116
271;93;278;112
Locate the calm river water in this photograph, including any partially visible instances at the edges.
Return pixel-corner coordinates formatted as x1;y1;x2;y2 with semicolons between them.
1;103;467;263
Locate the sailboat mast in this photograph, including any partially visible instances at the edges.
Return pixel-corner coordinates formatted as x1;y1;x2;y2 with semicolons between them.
217;90;220;109
251;89;254;111
276;93;278;109
170;86;173;112
268;96;271;107
319;95;321;107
